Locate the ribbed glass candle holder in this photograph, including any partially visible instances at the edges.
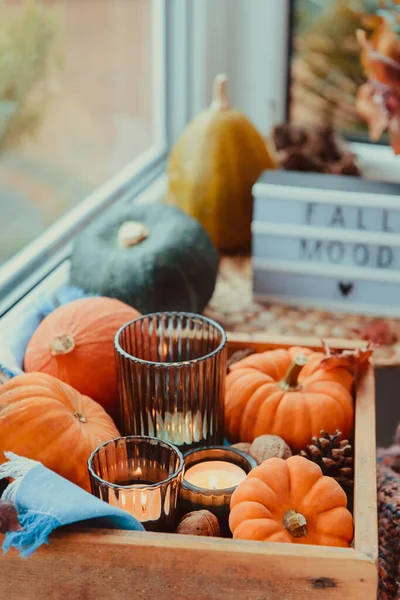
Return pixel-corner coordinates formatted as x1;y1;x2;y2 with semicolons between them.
114;312;227;451
88;436;184;532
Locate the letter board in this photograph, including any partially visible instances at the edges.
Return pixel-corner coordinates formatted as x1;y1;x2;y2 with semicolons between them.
252;171;400;316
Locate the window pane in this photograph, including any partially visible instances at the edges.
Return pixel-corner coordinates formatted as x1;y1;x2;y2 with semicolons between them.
0;0;159;264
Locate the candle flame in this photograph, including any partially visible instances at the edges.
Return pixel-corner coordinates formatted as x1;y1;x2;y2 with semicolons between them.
208;475;218;490
134;467;142;477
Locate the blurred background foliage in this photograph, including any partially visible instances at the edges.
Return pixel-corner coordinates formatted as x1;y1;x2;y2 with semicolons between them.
290;0;390;142
0;0;63;153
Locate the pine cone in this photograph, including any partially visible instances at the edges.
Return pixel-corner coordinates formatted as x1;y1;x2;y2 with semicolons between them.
279;148;326;173
299;430;353;489
329;155;362;177
272;123;309;152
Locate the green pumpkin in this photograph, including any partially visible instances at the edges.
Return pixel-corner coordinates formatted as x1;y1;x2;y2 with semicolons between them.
69;203;219;314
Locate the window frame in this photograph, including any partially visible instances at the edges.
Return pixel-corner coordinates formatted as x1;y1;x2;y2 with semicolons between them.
0;0;191;317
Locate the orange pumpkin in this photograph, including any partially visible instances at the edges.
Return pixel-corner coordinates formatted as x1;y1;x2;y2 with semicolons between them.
0;372;120;491
229;456;353;547
24;296;140;417
225;346;354;451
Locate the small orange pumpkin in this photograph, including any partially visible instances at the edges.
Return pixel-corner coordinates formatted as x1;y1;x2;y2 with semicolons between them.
229;456;353;547
0;372;120;491
225;346;354;451
24;296;140;417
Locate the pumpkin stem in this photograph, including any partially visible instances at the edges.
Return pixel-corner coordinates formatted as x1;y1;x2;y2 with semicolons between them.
210;74;230;111
73;412;87;424
118;221;149;248
50;334;75;356
280;354;308;391
283;509;308;538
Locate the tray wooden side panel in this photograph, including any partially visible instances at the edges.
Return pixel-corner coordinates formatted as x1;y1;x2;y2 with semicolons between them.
227;333;365;356
0;531;376;600
354;364;378;562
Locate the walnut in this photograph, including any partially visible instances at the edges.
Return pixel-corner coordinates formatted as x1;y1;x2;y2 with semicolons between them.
176;510;220;537
231;442;252;454
0;500;22;534
250;435;292;464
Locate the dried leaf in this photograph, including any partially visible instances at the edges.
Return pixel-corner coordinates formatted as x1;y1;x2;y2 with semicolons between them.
357;28;400;85
352;320;397;346
320;340;375;371
356;82;389;141
356;23;400;154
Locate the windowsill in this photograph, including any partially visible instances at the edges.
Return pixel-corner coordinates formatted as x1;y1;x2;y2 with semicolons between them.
1;145;398;357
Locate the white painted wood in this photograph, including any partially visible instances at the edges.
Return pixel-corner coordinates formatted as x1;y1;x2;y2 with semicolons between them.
352;143;400;184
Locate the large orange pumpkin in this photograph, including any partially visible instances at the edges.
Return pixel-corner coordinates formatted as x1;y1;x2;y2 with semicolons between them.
225;346;354;451
0;372;120;491
24;297;140;417
229;456;353;547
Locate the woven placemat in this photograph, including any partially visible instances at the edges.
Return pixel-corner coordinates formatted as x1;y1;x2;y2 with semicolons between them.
204;256;400;368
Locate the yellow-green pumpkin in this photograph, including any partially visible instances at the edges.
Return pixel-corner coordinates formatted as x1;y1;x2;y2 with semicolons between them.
167;74;276;252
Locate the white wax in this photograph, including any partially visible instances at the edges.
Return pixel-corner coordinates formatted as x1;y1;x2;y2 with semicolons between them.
184;461;247;490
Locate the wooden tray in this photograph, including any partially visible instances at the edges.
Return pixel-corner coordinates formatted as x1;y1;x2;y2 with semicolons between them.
0;336;378;600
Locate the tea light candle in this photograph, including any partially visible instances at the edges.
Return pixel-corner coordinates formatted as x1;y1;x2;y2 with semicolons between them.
88;436;184;532
180;446;257;537
114;468;161;522
184;461;247;490
119;485;162;523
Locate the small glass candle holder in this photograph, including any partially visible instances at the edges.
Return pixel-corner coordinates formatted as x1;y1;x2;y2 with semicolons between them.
180;446;257;537
114;312;227;451
88;436;184;532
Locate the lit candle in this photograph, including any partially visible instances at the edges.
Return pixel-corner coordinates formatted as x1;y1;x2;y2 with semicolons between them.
180;446;257;537
116;467;163;523
89;436;184;532
184;460;247;490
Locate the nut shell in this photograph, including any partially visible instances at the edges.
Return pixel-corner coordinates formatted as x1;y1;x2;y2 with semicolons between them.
250;435;292;464
231;442;251;454
0;500;22;534
176;510;220;537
